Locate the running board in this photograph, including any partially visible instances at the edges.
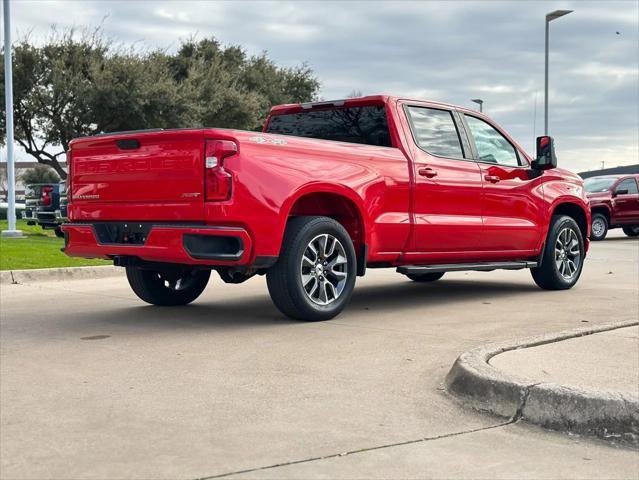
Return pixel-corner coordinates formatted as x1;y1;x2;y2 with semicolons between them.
397;261;538;275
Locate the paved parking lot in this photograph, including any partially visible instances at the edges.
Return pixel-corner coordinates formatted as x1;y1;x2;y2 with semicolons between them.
1;231;638;479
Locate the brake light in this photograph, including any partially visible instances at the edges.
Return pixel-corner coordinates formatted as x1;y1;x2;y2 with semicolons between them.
65;150;72;200
204;140;237;201
41;185;53;206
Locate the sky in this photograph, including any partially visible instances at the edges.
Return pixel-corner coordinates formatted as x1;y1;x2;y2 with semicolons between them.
4;0;639;173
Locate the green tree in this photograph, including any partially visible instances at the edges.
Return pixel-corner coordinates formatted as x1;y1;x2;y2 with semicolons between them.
20;164;60;184
169;38;320;130
1;28;320;179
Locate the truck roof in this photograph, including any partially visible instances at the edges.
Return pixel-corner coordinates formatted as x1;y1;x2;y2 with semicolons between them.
269;95;470;115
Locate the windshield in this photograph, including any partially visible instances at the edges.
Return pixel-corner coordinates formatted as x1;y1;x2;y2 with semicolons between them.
584;177;617;193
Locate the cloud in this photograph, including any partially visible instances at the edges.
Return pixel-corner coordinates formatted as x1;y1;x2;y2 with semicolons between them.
7;0;639;172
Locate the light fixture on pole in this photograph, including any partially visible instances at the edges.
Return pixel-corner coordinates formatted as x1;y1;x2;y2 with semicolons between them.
2;0;22;237
471;99;484;113
544;9;572;135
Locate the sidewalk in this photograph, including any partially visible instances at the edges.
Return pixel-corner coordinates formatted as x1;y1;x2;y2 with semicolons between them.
446;322;639;445
491;325;638;394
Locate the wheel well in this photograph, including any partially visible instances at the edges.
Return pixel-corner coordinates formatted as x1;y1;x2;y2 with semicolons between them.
553;203;588;239
288;192;365;256
591;206;610;223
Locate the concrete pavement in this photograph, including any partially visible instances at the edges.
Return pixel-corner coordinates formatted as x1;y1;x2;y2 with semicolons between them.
446;321;638;443
491;325;638;393
1;230;638;479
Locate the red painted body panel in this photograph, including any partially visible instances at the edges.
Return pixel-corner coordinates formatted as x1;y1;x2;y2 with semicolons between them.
63;95;590;268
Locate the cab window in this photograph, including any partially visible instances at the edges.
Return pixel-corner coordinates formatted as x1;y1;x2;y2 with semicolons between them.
616;178;639;195
464;115;521;167
405;106;465;159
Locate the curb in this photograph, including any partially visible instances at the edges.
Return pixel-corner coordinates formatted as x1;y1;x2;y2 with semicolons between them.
0;265;124;285
445;321;639;444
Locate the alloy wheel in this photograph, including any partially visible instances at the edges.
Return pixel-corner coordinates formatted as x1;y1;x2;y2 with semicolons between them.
554;227;582;280
592;218;605;238
300;234;348;305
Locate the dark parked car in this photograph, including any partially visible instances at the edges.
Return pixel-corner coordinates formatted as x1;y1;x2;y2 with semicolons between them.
585;174;639;240
55;180;69;225
22;182;65;237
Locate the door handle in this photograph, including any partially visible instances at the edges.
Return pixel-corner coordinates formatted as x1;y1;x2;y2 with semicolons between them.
418;167;438;178
484;175;501;183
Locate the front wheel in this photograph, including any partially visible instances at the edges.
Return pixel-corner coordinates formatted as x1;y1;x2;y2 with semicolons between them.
267;216;356;321
531;215;584;290
590;213;608;241
126;266;210;306
622;225;639;237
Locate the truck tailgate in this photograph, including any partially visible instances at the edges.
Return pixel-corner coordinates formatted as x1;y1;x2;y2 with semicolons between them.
70;130;205;205
68;129;208;221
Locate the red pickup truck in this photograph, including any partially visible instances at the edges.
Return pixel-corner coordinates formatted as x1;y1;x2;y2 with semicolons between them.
62;95;590;320
585;174;639;240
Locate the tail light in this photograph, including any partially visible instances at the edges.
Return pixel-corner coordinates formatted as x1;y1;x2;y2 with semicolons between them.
41;185;53;206
205;140;237;201
65;150;72;201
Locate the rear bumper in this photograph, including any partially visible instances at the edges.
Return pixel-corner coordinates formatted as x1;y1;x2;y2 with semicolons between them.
61;223;255;266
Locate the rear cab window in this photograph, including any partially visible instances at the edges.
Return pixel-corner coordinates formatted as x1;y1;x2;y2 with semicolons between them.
265;105;392;147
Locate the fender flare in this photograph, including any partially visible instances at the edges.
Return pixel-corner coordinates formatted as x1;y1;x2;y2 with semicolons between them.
280;182;371;247
589;202;612;218
543;196;590;241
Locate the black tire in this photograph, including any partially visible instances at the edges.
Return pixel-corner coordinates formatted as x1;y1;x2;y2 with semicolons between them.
406;272;445;282
531;215;585;290
266;216;356;321
622;225;639;237
54;226;64;238
590;213;608;241
126;266;210;306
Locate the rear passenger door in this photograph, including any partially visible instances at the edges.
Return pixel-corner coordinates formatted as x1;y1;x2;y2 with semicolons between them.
612;178;639;224
462;114;542;253
402;104;484;261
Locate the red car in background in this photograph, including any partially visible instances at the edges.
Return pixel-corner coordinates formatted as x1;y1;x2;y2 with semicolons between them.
585;174;639;240
61;95;590;320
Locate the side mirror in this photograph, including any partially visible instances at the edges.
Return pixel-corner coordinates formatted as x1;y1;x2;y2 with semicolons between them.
532;136;557;170
614;189;629;197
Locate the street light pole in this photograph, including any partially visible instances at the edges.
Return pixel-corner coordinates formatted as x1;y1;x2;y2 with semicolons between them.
471;98;484;113
2;0;22;237
544;9;572;136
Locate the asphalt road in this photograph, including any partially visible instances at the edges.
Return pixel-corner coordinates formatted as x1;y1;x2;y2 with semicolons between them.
1;230;638;479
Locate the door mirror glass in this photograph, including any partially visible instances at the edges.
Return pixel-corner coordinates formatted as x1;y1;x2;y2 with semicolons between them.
532;136;557;170
614;189;629;197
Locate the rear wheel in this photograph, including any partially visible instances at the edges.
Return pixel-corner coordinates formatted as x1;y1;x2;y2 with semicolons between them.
531;215;584;290
126;266;210;306
267;216;356;321
622;225;639;237
590;213;608;241
405;272;445;282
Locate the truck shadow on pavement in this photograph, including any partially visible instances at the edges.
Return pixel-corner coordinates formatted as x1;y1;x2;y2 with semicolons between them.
598;237;638;242
82;278;540;331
